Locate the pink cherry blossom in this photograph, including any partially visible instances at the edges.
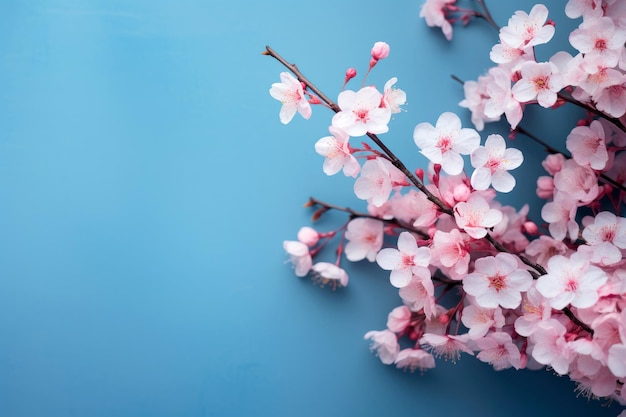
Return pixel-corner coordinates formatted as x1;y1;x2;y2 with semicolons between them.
283;240;312;277
461;304;505;339
565;120;609;170
459;74;501;131
608;344;626;377
512;61;564;108
376;231;431;288
311;262;349;288
582;211;626;249
430;228;470;277
387;305;412;333
541;191;580;241
419;0;456;40
344;218;384;262
364;329;400;365
314;126;360;177
382;78;406;114
398;275;436;318
332;86;391;136
569;16;626;68
565;0;604;20
529;319;574;375
413;112;480;175
463;253;533;309
269;72;312;124
498;4;555;49
394;348;436;372
553;159;599;205
514;286;552;337
484;67;523;129
420;333;475;363
470;134;523;193
593;73;626;118
524;235;569;266
475;331;522;370
453;194;503;239
354;157;406;207
535;251;608;309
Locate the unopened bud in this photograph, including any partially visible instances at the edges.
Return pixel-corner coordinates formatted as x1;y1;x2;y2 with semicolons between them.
298;226;320;247
371;41;390;60
415;168;424;182
523;221;538;235
345;67;357;80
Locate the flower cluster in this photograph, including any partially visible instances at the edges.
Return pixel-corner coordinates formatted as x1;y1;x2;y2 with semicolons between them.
267;1;626;413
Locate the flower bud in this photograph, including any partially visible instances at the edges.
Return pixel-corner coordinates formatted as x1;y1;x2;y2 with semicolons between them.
345;67;357;80
298;226;320;247
371;41;390;60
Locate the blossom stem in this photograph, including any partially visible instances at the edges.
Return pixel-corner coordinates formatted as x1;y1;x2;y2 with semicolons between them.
307;197;429;239
563;307;593;334
474;0;499;31
557;92;626;132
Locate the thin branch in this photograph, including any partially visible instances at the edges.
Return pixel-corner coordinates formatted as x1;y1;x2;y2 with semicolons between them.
557;92;626;132
474;0;499;30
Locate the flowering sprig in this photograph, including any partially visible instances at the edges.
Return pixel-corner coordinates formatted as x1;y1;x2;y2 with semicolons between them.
267;0;626;413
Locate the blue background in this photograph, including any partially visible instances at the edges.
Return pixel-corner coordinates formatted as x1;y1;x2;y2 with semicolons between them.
0;0;622;416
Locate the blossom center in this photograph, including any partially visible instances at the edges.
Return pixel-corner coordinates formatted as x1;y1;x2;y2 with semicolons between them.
401;253;415;268
594;38;607;51
486;158;501;173
533;76;548;90
488;273;506;291
354;108;370;122
437;136;453;153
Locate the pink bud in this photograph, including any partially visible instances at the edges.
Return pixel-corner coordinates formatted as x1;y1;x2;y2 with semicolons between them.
345;67;357;80
541;153;565;175
298;226;319;247
453;184;471;202
415;168;424;182
371;41;390;60
523;221;538;235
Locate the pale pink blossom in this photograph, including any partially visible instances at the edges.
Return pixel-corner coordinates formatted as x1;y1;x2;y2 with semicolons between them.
382;78;406;114
541;192;580;241
311;262;349;288
583;211;626;249
565;0;604;20
453;194;503;239
332;86;391;136
566;120;609;170
394;348;436;372
461;304;505;339
364;329;400;365
484;67;523;129
535;251;608;309
398;275;436;318
354;157;406;207
498;4;555;49
459;74;500;131
542;153;566;176
553;159;599;205
419;0;456;40
269;72;312;124
514;286;552;336
387;305;412;333
608;344;626;377
530;319;575;375
388;189;438;228
413;112;480;175
283;240;312;277
344;218;384;262
315;126;360;177
593;73;626;118
371;41;390;60
376;231;431;288
570;16;626;68
475;331;522;370
470;134;523;193
512;61;565;108
420;333;474;363
524;235;569;265
463;253;533;309
430;229;470;277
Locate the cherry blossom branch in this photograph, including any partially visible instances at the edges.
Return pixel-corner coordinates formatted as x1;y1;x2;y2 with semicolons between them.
264;45;454;216
474;0;499;30
515;125;626;194
306;197;429;239
557;92;626;132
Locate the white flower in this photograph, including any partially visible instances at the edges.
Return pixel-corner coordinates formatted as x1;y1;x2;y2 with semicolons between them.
470;134;523;193
269;72;312;124
332;86;391;136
